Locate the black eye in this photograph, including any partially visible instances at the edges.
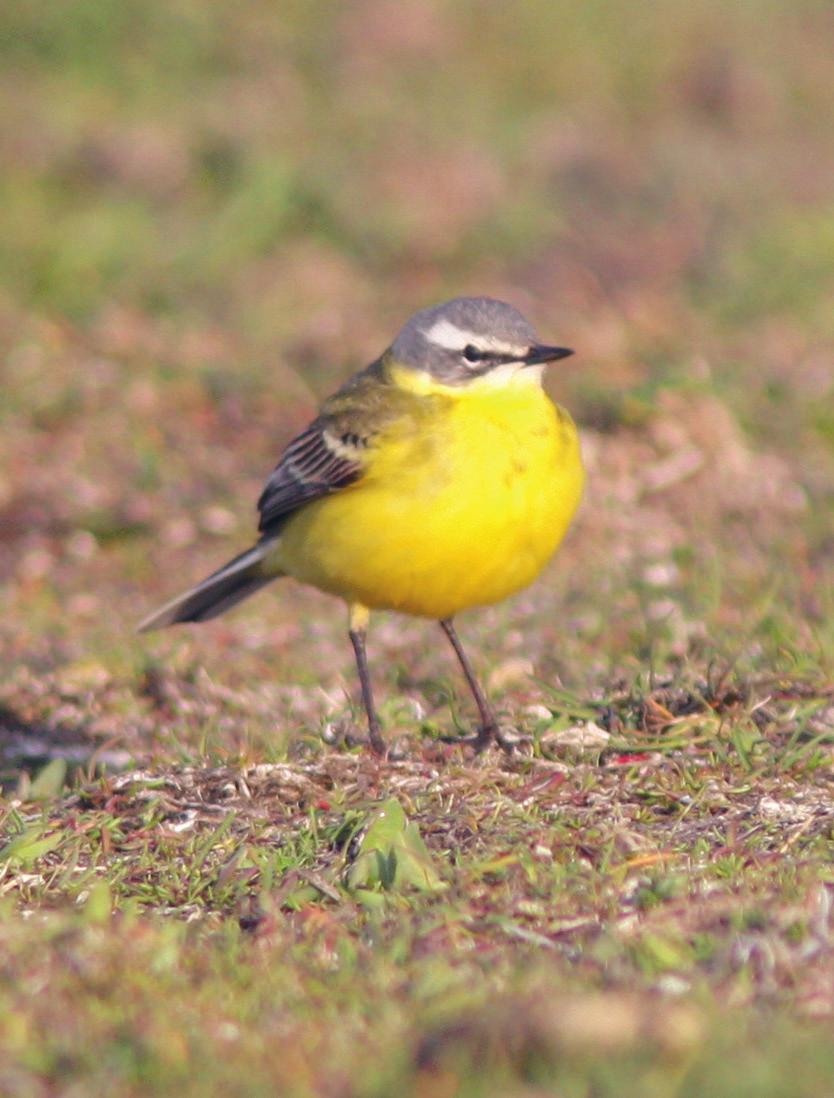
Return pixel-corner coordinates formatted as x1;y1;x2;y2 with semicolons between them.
463;344;483;362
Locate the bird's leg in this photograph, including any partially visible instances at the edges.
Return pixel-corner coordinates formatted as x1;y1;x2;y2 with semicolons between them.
348;603;386;756
438;618;505;752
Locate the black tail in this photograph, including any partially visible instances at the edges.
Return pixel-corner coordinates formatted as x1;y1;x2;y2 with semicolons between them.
137;543;280;632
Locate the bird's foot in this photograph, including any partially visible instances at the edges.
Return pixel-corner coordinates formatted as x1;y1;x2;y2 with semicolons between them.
346;728;389;757
438;724;520;755
322;719;388;757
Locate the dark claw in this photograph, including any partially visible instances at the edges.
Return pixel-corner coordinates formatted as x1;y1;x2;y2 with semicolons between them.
437;725;516;755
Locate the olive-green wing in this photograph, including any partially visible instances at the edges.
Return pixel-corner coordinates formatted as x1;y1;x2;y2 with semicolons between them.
257;358;416;538
257;418;367;537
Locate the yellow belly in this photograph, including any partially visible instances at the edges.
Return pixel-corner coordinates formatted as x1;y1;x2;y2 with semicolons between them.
275;382;584;620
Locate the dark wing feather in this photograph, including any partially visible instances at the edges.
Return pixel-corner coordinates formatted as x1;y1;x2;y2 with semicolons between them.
257;421;363;536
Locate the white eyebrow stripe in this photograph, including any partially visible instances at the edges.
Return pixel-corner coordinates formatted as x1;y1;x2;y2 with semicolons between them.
423;318;476;350
423;318;527;357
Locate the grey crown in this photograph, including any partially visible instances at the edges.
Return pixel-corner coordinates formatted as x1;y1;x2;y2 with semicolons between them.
389;296;540;385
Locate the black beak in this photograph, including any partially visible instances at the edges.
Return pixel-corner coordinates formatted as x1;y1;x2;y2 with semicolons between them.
523;344;574;366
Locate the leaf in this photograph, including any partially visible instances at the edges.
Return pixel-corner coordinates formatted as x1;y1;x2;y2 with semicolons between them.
83;880;113;923
0;828;63;865
26;758;68;802
345;798;446;895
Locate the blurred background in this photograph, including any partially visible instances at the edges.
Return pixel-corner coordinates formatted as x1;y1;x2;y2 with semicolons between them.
2;0;833;761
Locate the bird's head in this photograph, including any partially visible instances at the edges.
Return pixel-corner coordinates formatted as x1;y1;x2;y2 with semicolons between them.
387;297;573;391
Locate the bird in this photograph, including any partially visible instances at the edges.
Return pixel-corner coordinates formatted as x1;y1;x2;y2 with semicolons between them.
138;297;585;755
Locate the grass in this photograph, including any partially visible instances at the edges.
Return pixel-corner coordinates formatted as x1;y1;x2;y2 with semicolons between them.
3;723;834;1096
3;0;834;1094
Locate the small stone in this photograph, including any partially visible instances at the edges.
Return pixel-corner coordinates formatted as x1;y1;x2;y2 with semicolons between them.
545;721;610;751
758;796;807;822
524;704;553;722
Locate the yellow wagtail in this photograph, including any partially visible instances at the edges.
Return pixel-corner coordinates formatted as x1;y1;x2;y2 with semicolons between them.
139;297;584;754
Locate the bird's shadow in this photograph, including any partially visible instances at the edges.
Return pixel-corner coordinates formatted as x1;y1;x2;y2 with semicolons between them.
0;704;130;793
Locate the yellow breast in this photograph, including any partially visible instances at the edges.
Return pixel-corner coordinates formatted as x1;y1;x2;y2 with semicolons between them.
277;370;584;620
